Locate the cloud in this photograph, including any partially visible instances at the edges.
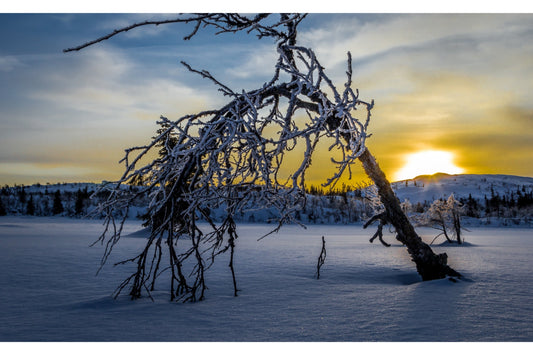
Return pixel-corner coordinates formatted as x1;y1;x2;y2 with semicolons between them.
0;162;99;178
301;14;533;67
298;14;533;104
0;45;218;184
0;56;22;72
31;49;208;118
2;14;533;185
355;68;533;179
432;128;533;176
293;14;533;180
224;44;278;80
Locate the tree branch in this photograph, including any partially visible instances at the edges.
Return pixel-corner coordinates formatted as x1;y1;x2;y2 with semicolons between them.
63;13;297;52
316;236;327;279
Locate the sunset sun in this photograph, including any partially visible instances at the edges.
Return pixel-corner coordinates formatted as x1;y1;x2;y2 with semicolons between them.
394;150;464;181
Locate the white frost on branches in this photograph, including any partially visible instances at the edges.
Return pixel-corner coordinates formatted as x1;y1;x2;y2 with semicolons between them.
89;14;375;302
421;194;466;245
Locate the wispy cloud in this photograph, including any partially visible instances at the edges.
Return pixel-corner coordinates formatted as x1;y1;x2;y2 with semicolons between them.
224;43;277;80
0;56;23;72
0;45;217;184
301;14;533;68
1;13;533;185
31;47;209;117
288;14;532;181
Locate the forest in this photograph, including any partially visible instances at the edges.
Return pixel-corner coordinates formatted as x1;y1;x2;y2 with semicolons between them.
1;176;531;227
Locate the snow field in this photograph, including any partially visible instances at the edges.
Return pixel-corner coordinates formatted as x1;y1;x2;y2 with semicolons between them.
0;217;532;342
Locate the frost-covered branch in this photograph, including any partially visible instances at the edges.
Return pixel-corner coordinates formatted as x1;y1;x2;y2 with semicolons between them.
80;12;460;301
420;194;468;245
63;13;306;52
86;14;374;301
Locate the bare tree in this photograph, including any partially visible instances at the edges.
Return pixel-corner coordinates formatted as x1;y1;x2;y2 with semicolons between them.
423;194;467;245
66;13;461;302
448;194;466;244
425;198;454;244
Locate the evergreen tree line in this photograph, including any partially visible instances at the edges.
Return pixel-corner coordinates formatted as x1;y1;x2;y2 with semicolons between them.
305;181;371;198
0;182;532;225
0;185;94;217
459;185;533;220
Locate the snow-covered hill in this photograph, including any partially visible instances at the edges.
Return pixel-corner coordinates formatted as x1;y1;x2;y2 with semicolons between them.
391;173;533;204
1;174;532;226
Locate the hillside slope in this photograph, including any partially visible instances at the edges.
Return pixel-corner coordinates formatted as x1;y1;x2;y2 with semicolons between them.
1;174;532;226
391;173;533;204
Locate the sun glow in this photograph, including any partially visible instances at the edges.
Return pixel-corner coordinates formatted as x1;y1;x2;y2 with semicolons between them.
394;150;464;181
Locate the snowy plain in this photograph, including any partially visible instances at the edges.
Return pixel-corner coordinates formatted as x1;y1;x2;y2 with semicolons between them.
0;216;532;342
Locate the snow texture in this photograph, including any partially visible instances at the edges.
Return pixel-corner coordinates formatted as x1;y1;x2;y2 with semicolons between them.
1;216;532;341
391;173;533;204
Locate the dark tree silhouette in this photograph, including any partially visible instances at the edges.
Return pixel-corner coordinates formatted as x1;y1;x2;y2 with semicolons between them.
0;197;7;216
52;190;64;215
66;13;460;301
75;188;85;216
26;195;35;216
316;236;326;280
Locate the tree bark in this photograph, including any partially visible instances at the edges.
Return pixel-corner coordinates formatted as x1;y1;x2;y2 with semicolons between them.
452;210;463;244
436;211;453;243
358;148;461;281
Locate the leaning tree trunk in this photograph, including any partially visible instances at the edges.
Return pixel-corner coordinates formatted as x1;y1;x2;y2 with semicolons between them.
358;149;461;280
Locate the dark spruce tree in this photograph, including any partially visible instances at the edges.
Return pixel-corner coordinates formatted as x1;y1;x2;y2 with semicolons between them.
18;186;26;204
52;190;64;215
0;197;6;216
26;195;35;216
75;188;86;216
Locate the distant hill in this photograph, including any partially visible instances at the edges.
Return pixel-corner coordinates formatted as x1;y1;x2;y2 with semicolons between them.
1;175;532;226
412;172;454;181
390;173;533;204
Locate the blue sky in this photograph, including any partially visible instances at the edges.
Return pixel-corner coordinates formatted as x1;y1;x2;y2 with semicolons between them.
1;11;533;185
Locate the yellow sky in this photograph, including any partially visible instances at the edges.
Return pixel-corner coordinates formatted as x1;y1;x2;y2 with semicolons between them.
1;14;532;186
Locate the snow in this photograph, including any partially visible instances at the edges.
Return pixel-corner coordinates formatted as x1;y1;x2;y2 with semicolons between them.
3;173;532;228
1;216;532;342
391;173;533;204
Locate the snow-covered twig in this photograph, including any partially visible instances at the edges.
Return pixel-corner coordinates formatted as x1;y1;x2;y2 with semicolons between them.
83;13;373;301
